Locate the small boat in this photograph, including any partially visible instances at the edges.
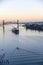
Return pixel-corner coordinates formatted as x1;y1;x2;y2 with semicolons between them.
16;47;19;50
12;20;19;34
12;28;19;34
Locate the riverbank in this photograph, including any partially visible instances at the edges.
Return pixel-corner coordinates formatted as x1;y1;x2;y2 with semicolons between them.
23;22;43;31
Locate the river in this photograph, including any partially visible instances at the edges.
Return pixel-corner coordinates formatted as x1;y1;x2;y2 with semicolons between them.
0;24;43;65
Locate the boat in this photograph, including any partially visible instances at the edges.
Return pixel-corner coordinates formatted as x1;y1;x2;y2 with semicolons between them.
12;20;19;34
12;28;19;34
16;47;19;50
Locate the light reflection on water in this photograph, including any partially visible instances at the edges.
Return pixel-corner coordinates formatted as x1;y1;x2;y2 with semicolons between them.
0;24;43;65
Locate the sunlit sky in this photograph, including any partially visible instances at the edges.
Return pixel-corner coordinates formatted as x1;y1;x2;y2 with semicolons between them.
0;0;43;22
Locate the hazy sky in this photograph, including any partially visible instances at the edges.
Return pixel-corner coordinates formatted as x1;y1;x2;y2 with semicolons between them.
0;0;43;22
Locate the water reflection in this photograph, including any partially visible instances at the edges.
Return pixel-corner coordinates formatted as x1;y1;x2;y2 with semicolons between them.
3;25;5;37
25;26;43;32
2;20;5;38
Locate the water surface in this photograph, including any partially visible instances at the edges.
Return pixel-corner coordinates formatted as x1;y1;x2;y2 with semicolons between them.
0;24;43;65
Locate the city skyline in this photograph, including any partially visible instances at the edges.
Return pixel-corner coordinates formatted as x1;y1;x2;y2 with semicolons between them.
0;0;43;22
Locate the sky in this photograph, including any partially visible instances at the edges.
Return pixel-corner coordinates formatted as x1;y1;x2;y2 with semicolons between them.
0;0;43;22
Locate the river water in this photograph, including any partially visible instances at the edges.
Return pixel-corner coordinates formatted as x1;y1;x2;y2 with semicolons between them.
0;24;43;65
